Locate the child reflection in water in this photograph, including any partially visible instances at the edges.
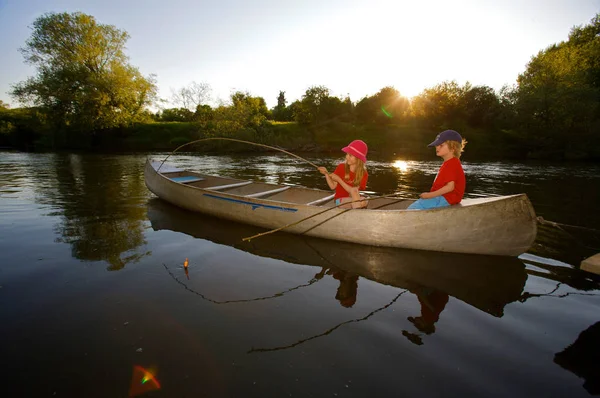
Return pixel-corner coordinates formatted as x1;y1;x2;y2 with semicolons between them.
403;288;449;345
314;267;359;308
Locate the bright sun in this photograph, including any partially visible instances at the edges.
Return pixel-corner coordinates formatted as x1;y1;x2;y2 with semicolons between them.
392;160;409;172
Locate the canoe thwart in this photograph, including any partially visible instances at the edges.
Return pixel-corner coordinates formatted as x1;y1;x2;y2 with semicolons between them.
170;176;205;184
245;186;291;198
306;194;335;206
206;181;253;191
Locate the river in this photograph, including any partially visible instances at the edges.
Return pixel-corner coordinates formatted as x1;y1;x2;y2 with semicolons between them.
1;151;599;397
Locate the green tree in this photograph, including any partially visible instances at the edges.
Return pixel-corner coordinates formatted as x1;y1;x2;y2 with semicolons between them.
272;90;293;121
0;107;50;149
230;91;270;127
287;100;302;122
320;95;354;123
10;12;157;145
513;13;600;158
209;91;270;135
355;96;378;124
160;108;195;122
496;84;519;130
461;85;501;129
0;102;13;144
295;86;354;125
276;91;287;109
294;86;330;125
355;87;409;124
412;80;468;129
194;104;214;125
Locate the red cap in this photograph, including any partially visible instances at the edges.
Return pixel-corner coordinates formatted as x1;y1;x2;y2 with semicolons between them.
342;140;368;162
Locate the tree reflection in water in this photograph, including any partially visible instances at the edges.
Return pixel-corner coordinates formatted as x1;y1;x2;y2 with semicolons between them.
554;321;600;395
33;154;150;270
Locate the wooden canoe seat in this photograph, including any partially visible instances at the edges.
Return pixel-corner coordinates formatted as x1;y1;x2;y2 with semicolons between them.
170;176;205;184
306;194;335;206
245;186;291;198
205;181;253;191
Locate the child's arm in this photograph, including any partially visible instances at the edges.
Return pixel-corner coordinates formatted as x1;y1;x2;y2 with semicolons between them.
331;174;366;208
420;181;455;199
318;167;338;190
330;173;359;196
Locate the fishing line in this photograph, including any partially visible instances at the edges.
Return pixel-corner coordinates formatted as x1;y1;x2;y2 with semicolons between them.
155;137;321;172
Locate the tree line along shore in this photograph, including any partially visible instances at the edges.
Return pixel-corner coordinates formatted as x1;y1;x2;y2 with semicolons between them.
1;12;599;160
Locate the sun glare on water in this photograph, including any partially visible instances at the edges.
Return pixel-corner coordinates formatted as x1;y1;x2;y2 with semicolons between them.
392;160;409;172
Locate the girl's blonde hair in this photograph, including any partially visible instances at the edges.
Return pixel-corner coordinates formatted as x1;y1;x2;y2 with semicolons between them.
345;159;367;186
447;138;468;159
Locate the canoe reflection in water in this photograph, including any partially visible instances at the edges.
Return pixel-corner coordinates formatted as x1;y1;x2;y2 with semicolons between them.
147;199;528;346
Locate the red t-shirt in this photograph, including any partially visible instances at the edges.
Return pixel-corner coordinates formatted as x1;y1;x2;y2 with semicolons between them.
333;163;368;200
431;157;465;205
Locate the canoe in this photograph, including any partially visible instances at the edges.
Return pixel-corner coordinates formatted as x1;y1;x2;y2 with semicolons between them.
144;158;538;256
147;198;528;317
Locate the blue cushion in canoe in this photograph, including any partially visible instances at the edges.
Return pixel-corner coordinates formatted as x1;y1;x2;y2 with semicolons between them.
170;176;204;183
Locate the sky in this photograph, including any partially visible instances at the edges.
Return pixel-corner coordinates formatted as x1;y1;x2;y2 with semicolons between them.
0;0;599;109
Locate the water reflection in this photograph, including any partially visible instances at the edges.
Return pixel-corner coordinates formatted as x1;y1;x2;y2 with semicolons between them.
32;154;151;270
402;289;449;345
554;321;600;395
2;152;599;397
249;290;409;353
520;254;600;294
163;261;322;304
147;198;529;348
391;160;409;172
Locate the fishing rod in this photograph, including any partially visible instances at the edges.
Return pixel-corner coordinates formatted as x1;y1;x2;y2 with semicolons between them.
241;193;414;242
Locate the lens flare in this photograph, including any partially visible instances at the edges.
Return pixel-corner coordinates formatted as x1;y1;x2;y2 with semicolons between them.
129;366;160;397
381;106;392;118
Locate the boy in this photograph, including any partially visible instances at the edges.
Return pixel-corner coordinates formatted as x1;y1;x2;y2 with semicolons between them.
408;130;467;210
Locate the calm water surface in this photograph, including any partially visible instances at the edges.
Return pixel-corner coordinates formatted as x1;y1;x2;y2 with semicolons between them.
1;151;599;397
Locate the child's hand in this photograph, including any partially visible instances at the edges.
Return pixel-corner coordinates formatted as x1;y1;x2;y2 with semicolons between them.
420;192;433;199
317;167;328;175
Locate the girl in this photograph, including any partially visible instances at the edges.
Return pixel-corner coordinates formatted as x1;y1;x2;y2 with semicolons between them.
318;140;368;209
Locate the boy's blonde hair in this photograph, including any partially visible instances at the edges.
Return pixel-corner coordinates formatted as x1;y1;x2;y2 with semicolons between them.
447;138;468;159
345;159;367;187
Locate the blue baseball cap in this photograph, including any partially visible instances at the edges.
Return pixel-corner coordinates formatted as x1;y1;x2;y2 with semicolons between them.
428;130;463;147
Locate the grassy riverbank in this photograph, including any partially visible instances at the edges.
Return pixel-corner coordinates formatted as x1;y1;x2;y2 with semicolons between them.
65;120;521;160
0;111;554;160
